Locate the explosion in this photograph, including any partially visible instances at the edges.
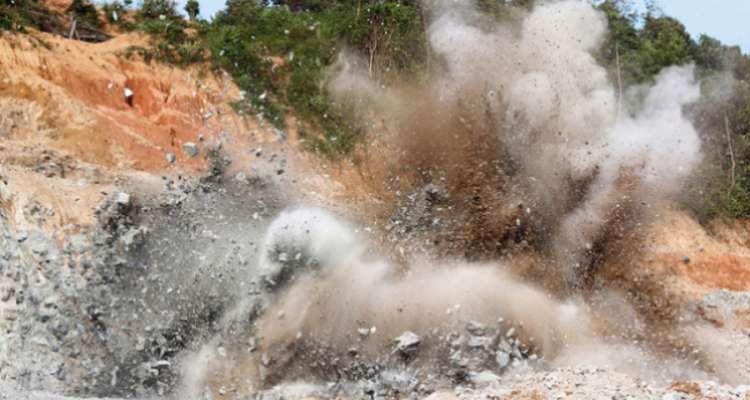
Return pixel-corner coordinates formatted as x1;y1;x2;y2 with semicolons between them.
175;2;720;398
5;1;744;399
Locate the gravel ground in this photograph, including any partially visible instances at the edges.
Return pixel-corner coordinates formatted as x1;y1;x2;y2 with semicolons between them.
2;149;750;399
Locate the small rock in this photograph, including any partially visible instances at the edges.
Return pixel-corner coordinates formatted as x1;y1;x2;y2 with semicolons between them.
394;331;421;356
424;183;445;199
358;327;371;338
469;370;500;387
115;192;131;206
495;351;510;368
467;335;492;349
466;321;487;336
183;142;200;158
662;392;690;400
151;360;171;369
497;339;513;353
120;228;142;247
165;152;176;163
123;87;134;106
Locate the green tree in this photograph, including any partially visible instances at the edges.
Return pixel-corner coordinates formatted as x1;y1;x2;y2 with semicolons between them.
67;0;102;28
1;0;37;31
596;0;642;84
184;0;199;20
636;15;695;78
694;34;724;72
139;0;178;19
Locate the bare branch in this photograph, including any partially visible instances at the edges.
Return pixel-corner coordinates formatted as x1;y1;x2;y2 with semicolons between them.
68;18;77;39
725;111;736;188
615;43;623;120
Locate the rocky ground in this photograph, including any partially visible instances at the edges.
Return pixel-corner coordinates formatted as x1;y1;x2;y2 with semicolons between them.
0;27;299;397
3;25;750;400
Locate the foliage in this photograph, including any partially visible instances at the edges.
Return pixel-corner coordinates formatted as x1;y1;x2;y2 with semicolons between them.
184;0;199;20
138;0;178;19
1;0;42;31
597;1;695;84
102;1;136;30
127;0;206;66
686;81;750;220
206;0;429;156
3;0;107;36
596;0;750;219
67;0;102;29
636;15;695;78
477;0;533;19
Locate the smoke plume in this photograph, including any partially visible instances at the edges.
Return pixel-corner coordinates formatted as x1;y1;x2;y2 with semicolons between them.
179;0;715;396
331;0;702;287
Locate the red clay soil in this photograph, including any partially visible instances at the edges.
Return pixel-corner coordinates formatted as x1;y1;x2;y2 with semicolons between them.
0;31;248;172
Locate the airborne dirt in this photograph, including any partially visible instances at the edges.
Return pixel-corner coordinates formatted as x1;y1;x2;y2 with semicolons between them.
2;1;750;400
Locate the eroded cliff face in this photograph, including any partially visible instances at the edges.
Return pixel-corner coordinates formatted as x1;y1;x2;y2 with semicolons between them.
1;32;248;166
2;20;750;400
0;28;256;236
0;29;288;395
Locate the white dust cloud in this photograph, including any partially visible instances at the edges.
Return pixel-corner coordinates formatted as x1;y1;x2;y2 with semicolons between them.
331;0;702;285
180;0;715;395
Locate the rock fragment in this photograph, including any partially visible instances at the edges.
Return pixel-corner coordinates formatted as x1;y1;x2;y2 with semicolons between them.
465;321;487;336
495;351;510;368
123;87;134;106
115;192;131;207
662;392;690;400
183;142;200;158
394;331;421;356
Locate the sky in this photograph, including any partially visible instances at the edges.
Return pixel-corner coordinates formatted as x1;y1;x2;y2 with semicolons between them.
176;0;749;53
651;0;749;52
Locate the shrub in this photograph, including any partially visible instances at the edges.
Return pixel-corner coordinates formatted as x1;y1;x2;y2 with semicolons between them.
184;0;199;21
128;0;206;66
67;0;102;29
206;0;429;155
138;0;178;19
102;1;135;30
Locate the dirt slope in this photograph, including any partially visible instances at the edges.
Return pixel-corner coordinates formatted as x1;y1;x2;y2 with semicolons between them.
0;28;302;395
0;31;245;171
0;28;291;235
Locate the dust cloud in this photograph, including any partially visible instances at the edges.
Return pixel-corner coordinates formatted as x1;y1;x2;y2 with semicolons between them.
179;0;715;397
331;0;701;287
